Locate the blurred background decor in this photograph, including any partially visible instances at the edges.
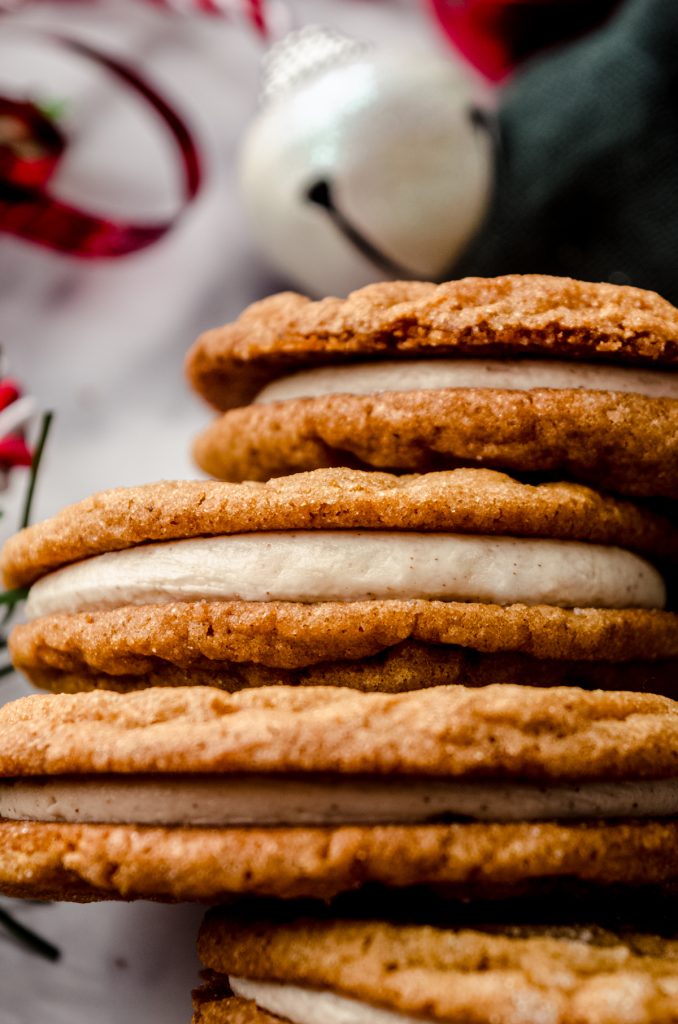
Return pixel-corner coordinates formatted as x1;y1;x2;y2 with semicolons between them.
0;2;676;1022
240;25;495;297
0;372;34;481
0;366;51;679
0;30;202;256
240;0;678;302
429;0;622;81
454;0;678;301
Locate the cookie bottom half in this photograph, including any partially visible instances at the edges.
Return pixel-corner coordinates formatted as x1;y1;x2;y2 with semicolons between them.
1;820;677;903
193;389;678;499
192;994;276;1024
11;601;678;695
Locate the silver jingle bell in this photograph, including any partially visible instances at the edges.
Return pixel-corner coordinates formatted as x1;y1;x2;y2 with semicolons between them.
241;26;494;296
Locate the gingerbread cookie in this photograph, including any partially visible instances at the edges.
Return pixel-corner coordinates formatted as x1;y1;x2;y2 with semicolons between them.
185;275;678;494
1;684;677;902
194;914;678;1024
3;469;677;695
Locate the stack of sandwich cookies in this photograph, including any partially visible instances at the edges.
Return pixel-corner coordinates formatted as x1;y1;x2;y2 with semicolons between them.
3;469;678;695
0;684;677;903
194;913;678;1024
185;275;678;497
2;271;677;1017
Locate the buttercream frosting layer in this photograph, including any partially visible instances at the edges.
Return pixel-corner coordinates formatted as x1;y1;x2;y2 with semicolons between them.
256;359;678;404
25;532;665;620
1;775;677;826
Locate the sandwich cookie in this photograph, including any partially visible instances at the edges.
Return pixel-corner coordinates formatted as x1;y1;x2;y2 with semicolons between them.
185;275;678;497
193;913;678;1024
1;684;678;902
3;468;677;695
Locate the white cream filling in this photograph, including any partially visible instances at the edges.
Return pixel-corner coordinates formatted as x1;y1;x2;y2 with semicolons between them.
255;359;678;405
1;776;676;825
25;533;665;620
230;977;426;1024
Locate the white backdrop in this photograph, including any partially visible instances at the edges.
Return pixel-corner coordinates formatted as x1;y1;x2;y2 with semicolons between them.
0;2;447;1022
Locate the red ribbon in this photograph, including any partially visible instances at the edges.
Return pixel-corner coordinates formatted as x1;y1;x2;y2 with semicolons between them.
0;32;202;257
147;0;268;28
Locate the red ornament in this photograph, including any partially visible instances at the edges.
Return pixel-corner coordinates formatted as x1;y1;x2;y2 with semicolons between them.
0;379;34;471
0;434;32;470
0;381;24;413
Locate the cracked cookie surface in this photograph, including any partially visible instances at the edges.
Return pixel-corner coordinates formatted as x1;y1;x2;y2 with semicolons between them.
185;275;678;410
196;916;678;1024
1;819;678;903
3;467;676;590
193;389;678;497
10;602;678;695
2;683;678;780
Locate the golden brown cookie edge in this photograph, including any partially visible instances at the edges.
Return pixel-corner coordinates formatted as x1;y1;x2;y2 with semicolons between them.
197;917;678;1024
1;682;678;780
185;275;678;410
193;388;678;501
1;820;678;903
10;601;678;687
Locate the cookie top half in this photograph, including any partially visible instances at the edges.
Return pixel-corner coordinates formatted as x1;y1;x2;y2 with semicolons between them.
1;684;677;781
185;275;678;410
197;914;678;1024
3;467;676;590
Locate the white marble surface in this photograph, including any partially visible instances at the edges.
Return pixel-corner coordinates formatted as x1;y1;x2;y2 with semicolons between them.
0;2;445;1021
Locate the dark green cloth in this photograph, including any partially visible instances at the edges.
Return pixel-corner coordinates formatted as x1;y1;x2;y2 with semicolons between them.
456;0;678;302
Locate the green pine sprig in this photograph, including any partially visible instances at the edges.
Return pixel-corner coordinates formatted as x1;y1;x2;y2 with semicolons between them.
0;410;53;647
21;411;53;531
0;906;60;961
37;99;68;124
